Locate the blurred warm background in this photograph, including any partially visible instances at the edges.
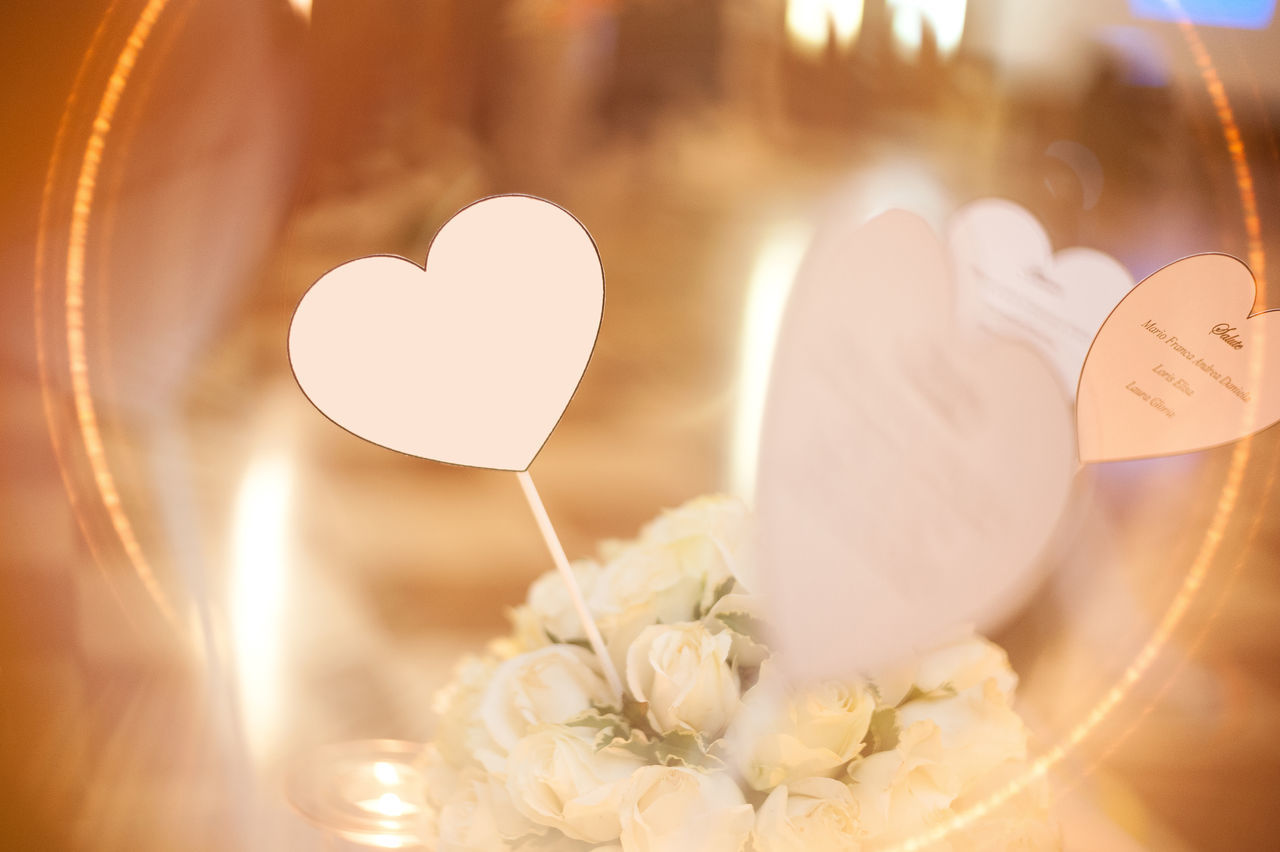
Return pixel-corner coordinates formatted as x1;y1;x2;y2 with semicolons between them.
4;0;1280;849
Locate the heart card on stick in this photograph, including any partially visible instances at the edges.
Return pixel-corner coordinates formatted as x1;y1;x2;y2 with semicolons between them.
288;194;604;471
1077;253;1280;463
755;209;1077;682
288;193;624;697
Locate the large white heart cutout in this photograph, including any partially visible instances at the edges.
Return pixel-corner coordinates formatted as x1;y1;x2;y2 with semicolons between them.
288;195;604;471
755;210;1077;681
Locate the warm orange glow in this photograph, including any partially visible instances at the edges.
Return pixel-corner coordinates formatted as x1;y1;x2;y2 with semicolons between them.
28;2;1271;847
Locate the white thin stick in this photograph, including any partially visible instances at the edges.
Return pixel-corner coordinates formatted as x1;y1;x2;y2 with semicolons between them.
516;470;624;700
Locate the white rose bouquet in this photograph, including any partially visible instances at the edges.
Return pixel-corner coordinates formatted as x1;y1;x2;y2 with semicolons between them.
420;496;1059;851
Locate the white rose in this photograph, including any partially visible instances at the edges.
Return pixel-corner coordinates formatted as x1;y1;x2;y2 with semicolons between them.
629;495;751;591
587;537;722;679
505;726;646;843
625;622;740;737
895;680;1026;791
418;743;464;813
480;645;615;770
433;655;501;768
731;662;875;791
846;720;958;841
752;777;863;852
508;604;554;655
619;765;754;852
634;495;749;550
436;785;507;852
589;497;751;677
515;559;607;647
874;634;1017;708
704;592;771;668
913;635;1017;699
596;537;718;627
437;775;540;851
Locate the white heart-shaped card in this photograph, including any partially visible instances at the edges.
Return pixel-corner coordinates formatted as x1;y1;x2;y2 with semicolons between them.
755;210;1077;681
949;198;1133;396
288;195;603;471
1078;253;1280;463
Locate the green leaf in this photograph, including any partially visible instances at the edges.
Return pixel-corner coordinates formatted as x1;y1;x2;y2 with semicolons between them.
651;729;727;769
738;664;763;694
543;628;593;652
697;576;738;618
565;711;620;731
897;683;956;707
865;707;900;754
715;611;768;643
621;696;654;733
652;730;701;766
604;727;656;760
566;707;636;751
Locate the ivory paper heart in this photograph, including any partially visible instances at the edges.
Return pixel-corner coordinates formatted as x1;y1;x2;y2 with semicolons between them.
1077;253;1280;463
288;195;603;471
755;209;1076;682
949;198;1133;397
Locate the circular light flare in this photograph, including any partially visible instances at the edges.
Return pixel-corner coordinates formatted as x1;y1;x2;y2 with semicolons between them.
36;0;182;631
32;0;1269;848
34;0;140;626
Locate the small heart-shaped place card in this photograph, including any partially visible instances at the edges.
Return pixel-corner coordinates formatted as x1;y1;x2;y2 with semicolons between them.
755;209;1077;681
949;198;1133;396
1077;253;1280;463
288;195;603;471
